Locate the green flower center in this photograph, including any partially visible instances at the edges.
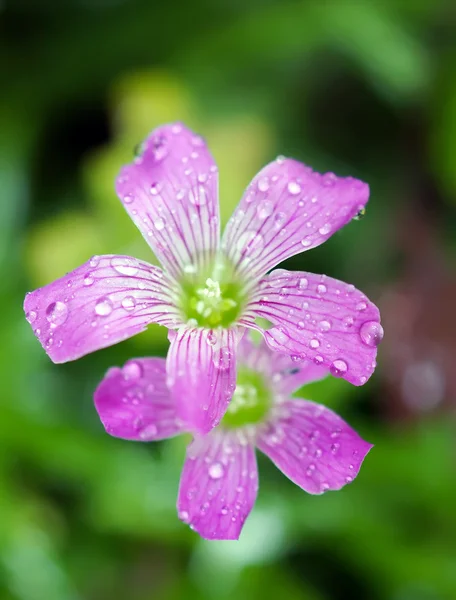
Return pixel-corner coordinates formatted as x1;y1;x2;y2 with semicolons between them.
222;367;272;428
179;257;246;328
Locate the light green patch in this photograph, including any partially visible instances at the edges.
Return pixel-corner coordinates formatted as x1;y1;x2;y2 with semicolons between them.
179;256;247;328
222;368;272;429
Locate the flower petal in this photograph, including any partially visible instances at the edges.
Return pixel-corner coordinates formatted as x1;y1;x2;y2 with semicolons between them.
257;399;372;494
237;334;329;395
222;158;369;283
166;326;241;434
116;123;219;279
24;255;181;363
94;357;183;441
246;269;382;385
177;430;258;540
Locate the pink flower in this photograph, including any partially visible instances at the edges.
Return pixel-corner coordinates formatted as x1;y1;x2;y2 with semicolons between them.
94;335;373;540
24;123;383;435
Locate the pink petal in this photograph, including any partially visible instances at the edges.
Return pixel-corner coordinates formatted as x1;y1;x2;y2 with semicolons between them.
222;158;369;283
246;269;382;386
24;255;181;363
166;327;241;434
94;357;183;441
237;334;329;395
116;123;219;279
257;399;372;494
177;430;258;540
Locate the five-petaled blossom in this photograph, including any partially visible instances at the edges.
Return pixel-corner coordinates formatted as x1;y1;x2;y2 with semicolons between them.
23;122;383;435
94;334;373;540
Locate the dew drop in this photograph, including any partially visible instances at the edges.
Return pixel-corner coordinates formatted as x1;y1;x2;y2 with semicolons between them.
257;177;269;192
111;257;139;276
176;189;185;201
319;319;331;332
301;238;312;247
45;301;68;326
123;194;134;204
356;301;367;312
353;208;366;221
122;360;143;380
310;338;320;349
154;217;166;231
26;310;37;324
236;231;264;257
318;223;331;235
178;510;190;523
214;347;232;370
314;355;324;365
330;359;348;377
288;181;301;195
317;284;327;294
83;273;94;286
257;200;273;219
343;316;354;329
150;182;161;195
95;297;113;316
274;212;286;228
208;462;224;479
189;185;207;206
139;424;158;439
151;135;168;161
359;321;384;347
89;256;99;268
121;296;136;311
299;277;308;289
206;331;217;346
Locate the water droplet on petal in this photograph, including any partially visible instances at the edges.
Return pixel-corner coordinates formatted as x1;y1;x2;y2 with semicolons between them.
189;185;207;206
95;297;113;316
343;316;354;329
89;256;99;268
151;135;168;161
121;296;136;311
288;181;301;195
26;310;37;324
274;212;286;228
257;177;269;192
122;360;143;380
45;301;68;326
310;338;320;349
83;273;94;286
318;223;331;235
139;424;158;439
257;200;273;219
359;321;384;346
154;217;166;231
314;355;324;365
319;320;331;332
301;238;312;247
214;347;232;370
111;257;139;276
206;331;217;346
236;231;264;257
317;284;327;294
299;277;308;289
178;510;190;523
330;359;348;377
208;462;224;479
123;194;134;204
356;301;367;312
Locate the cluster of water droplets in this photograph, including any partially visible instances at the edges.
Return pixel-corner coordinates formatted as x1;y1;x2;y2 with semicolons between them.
262;271;383;381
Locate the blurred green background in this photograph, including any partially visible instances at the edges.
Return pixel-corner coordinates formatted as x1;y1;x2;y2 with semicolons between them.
1;0;456;598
